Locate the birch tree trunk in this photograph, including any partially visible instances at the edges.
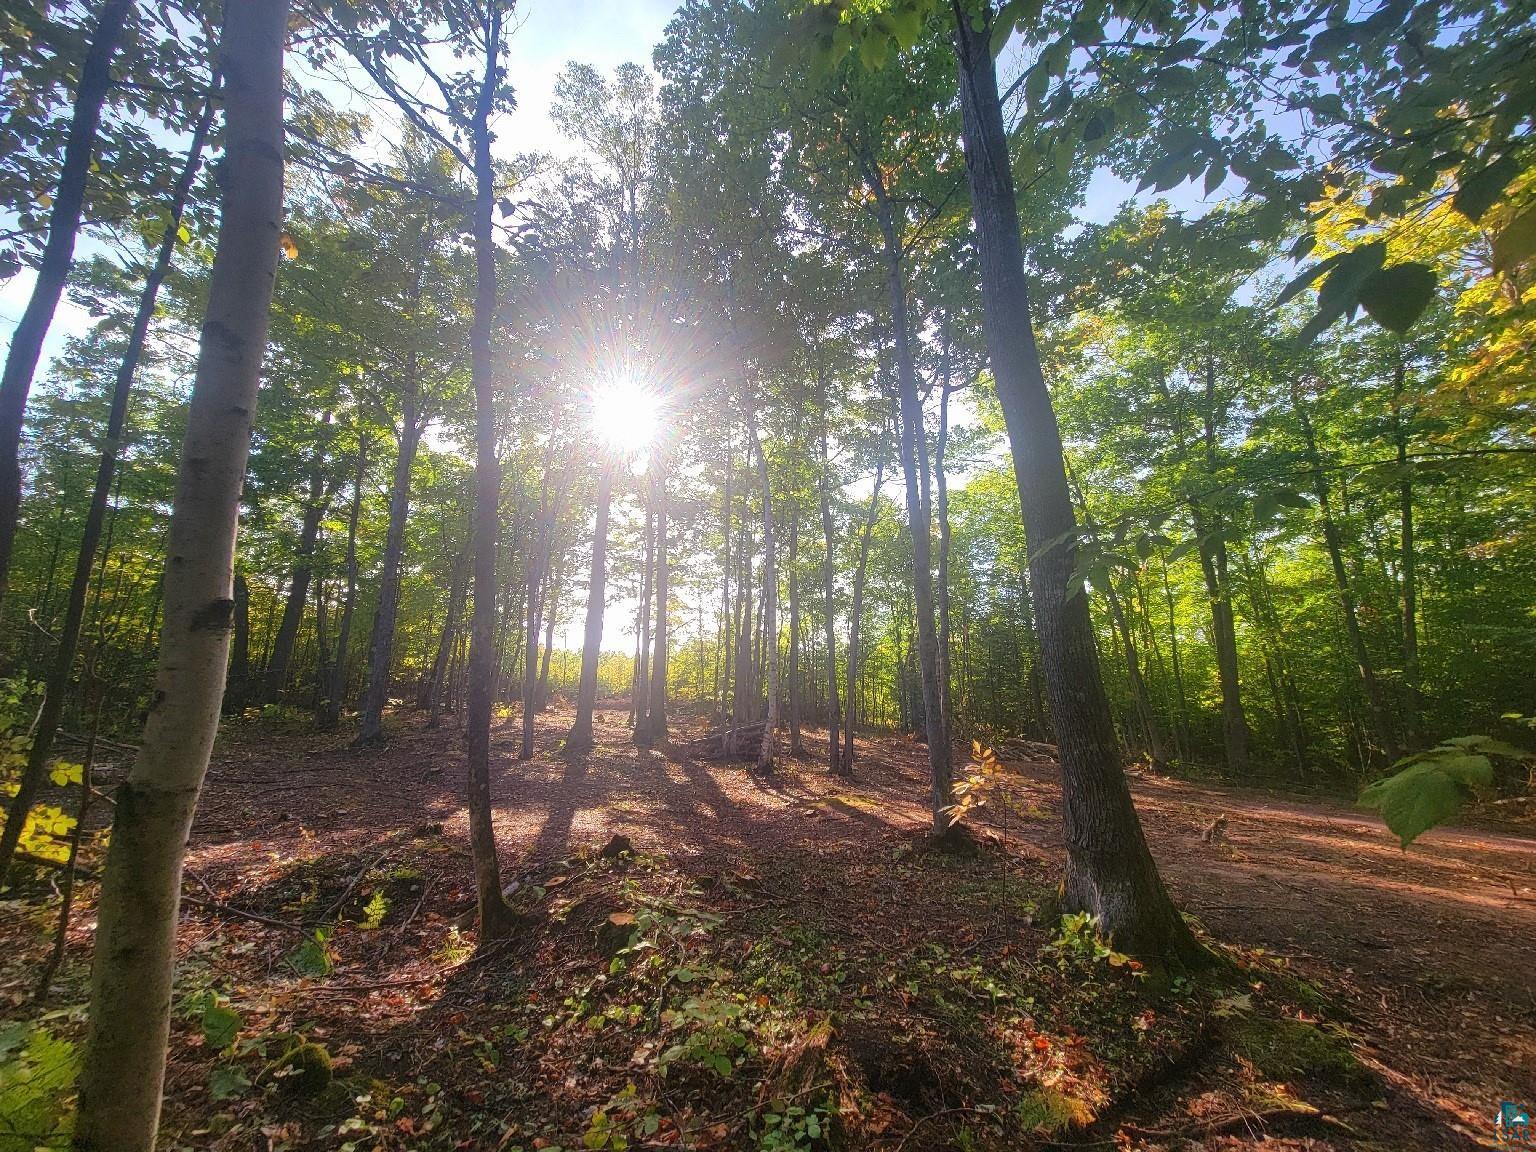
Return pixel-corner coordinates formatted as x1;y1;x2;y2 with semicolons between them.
73;4;288;1143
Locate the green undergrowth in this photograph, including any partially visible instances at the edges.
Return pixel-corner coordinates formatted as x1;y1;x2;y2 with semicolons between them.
168;842;1224;1151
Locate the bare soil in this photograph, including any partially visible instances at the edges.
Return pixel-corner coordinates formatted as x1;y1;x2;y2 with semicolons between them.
4;704;1531;1150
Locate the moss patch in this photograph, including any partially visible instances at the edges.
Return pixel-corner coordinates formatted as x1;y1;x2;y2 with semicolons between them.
1230;1016;1367;1090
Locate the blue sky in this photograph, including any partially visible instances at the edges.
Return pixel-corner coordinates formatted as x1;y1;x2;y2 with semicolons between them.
1;0;1179;374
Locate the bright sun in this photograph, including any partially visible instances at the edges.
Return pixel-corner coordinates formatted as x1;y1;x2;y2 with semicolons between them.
590;374;663;456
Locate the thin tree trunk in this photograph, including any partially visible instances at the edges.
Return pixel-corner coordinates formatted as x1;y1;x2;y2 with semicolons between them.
787;498;803;754
1191;499;1252;773
1392;360;1422;750
1105;580;1166;768
73;5;287;1143
225;570;251;713
749;409;777;771
951;6;1202;967
818;408;843;776
261;440;331;704
569;463;613;749
464;11;513;940
1293;381;1399;762
322;440;368;726
864;169;949;829
426;549;468;728
631;504;653;731
520;508;552;758
644;473;670;744
845;438;886;773
0;102;211;883
537;558;560;709
356;371;425;743
935;374;956;750
0;0;136;604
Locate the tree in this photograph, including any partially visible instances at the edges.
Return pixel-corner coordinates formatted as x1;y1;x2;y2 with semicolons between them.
568;461;615;750
0;0;136;604
72;2;289;1143
0;100;212;886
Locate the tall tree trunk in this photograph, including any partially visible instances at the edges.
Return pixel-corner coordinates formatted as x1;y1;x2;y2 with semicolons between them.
1391;360;1423;749
787;499;803;754
935;375;956;750
425;549;468;727
537;558;560;709
72;5;287;1143
520;509;552;759
818;410;843;776
1105;580;1166;768
844;442;886;774
0;102;211;883
951;6;1203;967
631;504;653;730
322;440;368;726
864;169;949;830
0;0;136;604
464;13;513;940
261;441;331;704
1191;500;1252;773
644;474;670;744
1293;382;1399;761
720;423;733;720
749;410;778;771
569;464;613;749
733;513;754;727
226;570;251;712
355;372;425;743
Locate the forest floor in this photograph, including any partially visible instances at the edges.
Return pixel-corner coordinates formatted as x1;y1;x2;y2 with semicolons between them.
3;704;1532;1151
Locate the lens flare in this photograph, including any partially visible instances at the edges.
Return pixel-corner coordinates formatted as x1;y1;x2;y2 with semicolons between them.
590;374;662;455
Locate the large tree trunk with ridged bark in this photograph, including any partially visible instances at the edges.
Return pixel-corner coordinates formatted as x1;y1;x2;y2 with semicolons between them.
951;5;1204;969
72;5;288;1145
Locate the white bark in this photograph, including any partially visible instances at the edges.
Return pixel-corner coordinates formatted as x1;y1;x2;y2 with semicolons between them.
73;3;288;1147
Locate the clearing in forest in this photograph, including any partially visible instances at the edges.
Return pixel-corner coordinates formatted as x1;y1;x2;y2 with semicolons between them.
5;705;1527;1151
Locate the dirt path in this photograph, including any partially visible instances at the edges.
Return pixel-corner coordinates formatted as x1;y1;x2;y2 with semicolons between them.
187;706;1535;1146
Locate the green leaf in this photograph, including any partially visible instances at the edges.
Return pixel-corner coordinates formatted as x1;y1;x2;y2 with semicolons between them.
1452;154;1519;223
1296;241;1386;343
1492;204;1536;273
1355;262;1438;334
209;1064;252;1101
1359;748;1494;847
201;1001;242;1050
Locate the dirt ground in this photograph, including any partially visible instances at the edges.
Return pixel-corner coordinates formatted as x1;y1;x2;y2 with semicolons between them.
7;703;1531;1150
161;703;1533;1148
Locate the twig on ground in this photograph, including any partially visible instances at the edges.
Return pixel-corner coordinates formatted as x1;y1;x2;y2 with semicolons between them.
182;870;307;935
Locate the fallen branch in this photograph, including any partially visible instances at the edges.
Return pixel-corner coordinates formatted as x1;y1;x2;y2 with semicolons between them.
182;870;306;935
